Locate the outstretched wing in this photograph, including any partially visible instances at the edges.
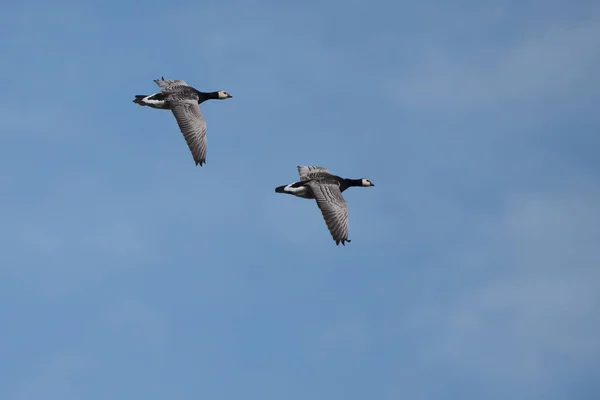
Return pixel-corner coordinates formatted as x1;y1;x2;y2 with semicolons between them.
297;165;332;181
169;100;207;166
306;180;351;245
154;76;189;91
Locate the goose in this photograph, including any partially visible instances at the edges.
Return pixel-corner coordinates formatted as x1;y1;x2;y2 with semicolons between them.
275;165;374;246
133;77;232;166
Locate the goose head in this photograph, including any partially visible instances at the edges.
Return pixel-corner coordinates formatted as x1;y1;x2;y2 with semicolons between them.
217;91;233;99
361;178;375;187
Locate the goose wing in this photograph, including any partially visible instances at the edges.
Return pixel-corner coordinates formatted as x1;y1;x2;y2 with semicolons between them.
168;99;207;166
154;77;189;90
306;180;351;245
297;165;332;181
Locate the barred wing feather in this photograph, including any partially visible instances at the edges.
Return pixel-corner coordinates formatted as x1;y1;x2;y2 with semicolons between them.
154;77;189;91
169;100;207;166
297;165;332;181
306;181;351;245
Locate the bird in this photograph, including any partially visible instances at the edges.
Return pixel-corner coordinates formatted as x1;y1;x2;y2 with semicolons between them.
275;165;374;246
133;77;232;166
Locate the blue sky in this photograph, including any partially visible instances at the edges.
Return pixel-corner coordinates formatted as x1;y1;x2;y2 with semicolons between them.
1;0;599;399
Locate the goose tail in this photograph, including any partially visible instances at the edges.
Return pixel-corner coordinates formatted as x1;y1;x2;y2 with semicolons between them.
274;183;312;198
133;95;147;106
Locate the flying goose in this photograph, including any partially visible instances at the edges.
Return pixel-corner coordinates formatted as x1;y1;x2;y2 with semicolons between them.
133;77;232;166
275;165;374;246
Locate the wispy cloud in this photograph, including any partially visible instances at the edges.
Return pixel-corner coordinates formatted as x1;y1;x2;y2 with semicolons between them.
8;352;84;400
391;16;600;111
409;185;600;394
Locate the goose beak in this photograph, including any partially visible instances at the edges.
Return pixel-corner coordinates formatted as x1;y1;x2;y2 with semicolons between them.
227;94;233;98
370;182;375;186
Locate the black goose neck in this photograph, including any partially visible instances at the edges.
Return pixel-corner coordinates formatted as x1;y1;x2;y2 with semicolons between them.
340;178;363;192
195;90;220;103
